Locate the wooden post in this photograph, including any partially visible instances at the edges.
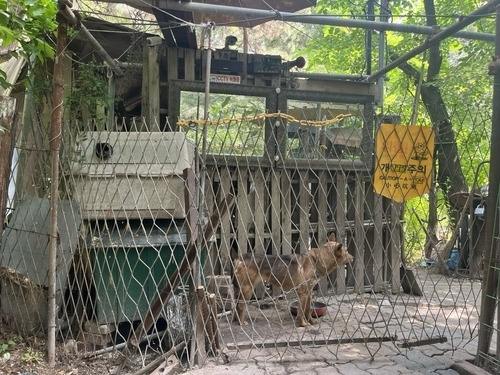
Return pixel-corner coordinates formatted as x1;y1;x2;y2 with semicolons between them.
0;97;16;234
316;170;329;294
47;16;67;367
353;172;365;294
390;202;402;293
142;36;161;131
372;193;384;293
252;169;266;254
334;172;347;293
195;286;207;365
218;167;233;273
298;170;310;254
207;293;219;354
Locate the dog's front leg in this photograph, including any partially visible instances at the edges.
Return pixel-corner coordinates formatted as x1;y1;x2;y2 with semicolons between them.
304;289;317;325
233;282;254;325
296;287;314;327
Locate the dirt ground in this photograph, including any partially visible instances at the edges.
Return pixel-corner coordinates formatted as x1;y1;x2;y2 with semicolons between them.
0;325;158;375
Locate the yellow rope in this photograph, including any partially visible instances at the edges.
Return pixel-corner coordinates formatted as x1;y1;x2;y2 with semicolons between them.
176;112;352;128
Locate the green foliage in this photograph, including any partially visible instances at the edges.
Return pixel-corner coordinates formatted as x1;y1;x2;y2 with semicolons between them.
0;0;57;89
0;339;15;359
180;92;267;156
0;334;21;360
65;60;109;122
21;348;42;363
301;0;494;258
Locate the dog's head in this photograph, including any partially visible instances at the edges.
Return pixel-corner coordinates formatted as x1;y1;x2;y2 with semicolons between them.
330;241;353;266
326;232;353;265
312;240;353;275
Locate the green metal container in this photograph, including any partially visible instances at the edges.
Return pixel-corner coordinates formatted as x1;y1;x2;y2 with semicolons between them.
89;220;204;324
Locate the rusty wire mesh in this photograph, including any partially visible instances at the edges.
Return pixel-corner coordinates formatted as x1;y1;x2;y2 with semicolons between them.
0;96;496;373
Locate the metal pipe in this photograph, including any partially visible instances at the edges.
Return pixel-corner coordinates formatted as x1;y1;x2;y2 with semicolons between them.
364;0;500;83
476;4;500;369
154;0;495;43
378;0;390;107
58;2;124;76
291;72;369;81
107;68;115;130
366;0;375;75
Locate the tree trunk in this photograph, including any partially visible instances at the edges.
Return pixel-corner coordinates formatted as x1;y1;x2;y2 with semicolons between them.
391;0;468;271
423;0;468;197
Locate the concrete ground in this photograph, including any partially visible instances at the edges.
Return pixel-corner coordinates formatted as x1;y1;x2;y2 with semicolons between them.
183;335;486;375
181;267;493;375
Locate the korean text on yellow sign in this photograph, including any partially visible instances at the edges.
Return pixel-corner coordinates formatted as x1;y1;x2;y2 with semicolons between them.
373;124;435;203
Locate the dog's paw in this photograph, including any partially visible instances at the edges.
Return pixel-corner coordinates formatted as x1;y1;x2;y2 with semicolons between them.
296;320;310;327
232;315;248;326
308;318;317;325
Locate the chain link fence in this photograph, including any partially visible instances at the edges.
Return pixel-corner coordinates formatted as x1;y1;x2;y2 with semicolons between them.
0;96;497;373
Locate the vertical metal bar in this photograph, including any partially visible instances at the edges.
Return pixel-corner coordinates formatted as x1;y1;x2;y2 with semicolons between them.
107;68;115;130
47;17;66;367
191;22;214;366
366;0;374;75
378;0;389;107
476;4;500;369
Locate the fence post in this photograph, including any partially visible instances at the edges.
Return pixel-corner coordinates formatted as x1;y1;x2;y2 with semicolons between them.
0;97;16;234
47;17;66;367
476;4;500;369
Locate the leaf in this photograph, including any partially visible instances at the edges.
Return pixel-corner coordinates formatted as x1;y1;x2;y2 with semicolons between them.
220;96;232;109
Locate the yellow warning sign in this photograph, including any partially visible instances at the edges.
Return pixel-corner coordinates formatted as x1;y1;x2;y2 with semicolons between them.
373;123;435;203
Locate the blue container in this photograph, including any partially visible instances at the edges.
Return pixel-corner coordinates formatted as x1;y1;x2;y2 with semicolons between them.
447;249;459;270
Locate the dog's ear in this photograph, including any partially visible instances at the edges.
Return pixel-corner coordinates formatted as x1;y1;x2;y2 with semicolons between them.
328;231;336;242
333;243;344;256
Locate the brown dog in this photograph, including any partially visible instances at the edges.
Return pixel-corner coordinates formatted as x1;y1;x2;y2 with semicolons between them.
232;235;353;327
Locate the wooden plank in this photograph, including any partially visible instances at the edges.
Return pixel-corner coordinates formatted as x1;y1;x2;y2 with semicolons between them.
218;167;233;274
354;172;365;294
203;168;217;275
298;169;310;254
141;44;150;127
363;183;374;285
372;192;384;293
167;47;178;81
316;170;328;244
146;38;161;131
184;48;195;81
390;202;402;293
316;170;329;295
236;168;249;256
271;170;282;255
334;172;347;294
252;169;266;253
0;97;16;226
281;170;292;255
